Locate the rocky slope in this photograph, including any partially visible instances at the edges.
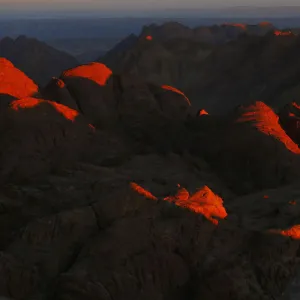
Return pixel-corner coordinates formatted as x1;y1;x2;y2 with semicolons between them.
1;58;300;300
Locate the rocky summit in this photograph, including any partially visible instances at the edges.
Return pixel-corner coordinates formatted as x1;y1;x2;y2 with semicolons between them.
1;24;300;300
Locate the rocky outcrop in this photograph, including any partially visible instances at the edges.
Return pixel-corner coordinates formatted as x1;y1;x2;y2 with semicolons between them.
0;58;38;100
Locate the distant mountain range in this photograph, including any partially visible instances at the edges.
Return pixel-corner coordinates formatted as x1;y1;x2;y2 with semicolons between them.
100;21;300;112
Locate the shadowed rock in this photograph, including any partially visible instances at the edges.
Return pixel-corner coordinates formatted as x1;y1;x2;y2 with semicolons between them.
0;97;91;183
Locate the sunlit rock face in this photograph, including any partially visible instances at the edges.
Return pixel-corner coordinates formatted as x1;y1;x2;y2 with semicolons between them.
0;58;38;99
0;60;92;183
190;101;300;194
236;101;300;154
198;109;209;116
62;62;113;87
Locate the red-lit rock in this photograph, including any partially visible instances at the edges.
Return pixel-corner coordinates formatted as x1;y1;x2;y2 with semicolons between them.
274;30;295;36
62;62;112;86
0;58;38;99
199;109;209;116
161;85;191;106
237;101;300;154
223;23;247;30
279;101;300;146
164;185;227;225
191;101;300;194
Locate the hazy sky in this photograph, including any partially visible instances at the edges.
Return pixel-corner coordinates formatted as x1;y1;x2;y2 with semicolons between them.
2;0;300;12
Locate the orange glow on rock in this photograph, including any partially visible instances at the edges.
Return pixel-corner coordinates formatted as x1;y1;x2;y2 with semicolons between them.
223;23;247;30
62;62;112;86
164;187;190;202
236;101;300;154
10;97;40;110
274;30;294;36
199;109;209;116
272;225;300;239
263;195;269;199
130;182;227;225
289;112;296;117
88;124;95;131
130;182;157;201
165;185;227;225
0;58;38;99
259;21;272;26
292;102;300;110
52;77;66;88
289;200;297;205
161;85;191;106
10;97;79;121
146;35;153;41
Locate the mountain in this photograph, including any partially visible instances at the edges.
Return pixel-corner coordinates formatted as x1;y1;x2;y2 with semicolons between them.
138;21;275;42
100;25;216;87
101;22;300;113
100;33;138;62
184;31;300;113
1;56;300;299
0;35;79;86
45;37;122;64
